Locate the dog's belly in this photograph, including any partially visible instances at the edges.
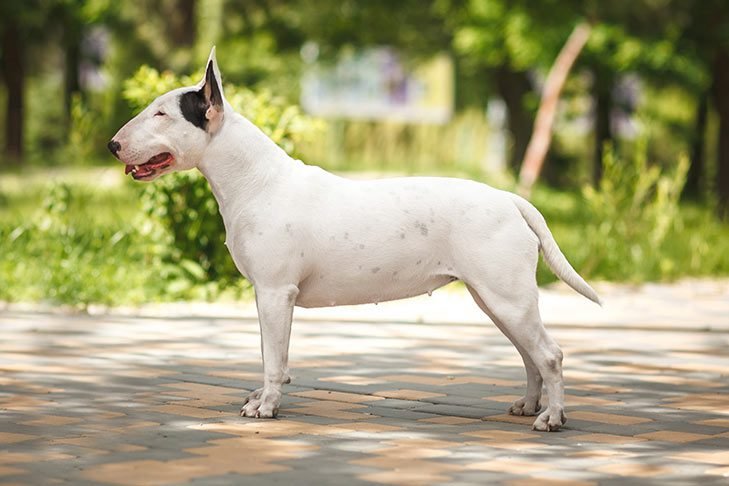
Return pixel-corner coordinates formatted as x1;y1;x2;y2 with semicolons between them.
295;271;455;308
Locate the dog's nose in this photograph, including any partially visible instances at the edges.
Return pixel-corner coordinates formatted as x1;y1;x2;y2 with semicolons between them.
107;140;121;156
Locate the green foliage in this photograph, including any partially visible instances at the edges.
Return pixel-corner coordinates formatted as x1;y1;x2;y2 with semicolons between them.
535;185;729;287
138;172;241;294
453;0;545;69
214;36;303;102
584;140;688;253
450;0;580;72
24;75;66;164
585;22;704;86
632;86;707;176
122;66;197;113
536;141;714;284
64;94;108;164
122;66;318;290
0;171;257;306
0;179;156;306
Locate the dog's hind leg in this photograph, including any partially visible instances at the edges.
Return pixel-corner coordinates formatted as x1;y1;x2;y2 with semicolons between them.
458;222;566;431
240;284;298;418
467;279;566;431
466;285;543;416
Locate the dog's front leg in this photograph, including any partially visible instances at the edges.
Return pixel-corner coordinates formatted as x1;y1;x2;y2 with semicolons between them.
240;284;298;418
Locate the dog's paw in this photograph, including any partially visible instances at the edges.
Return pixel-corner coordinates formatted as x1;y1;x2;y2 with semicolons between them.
531;406;566;432
508;396;542;416
240;387;280;418
242;387;264;405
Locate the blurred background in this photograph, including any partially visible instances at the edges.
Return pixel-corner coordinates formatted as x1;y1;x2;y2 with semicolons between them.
1;0;729;307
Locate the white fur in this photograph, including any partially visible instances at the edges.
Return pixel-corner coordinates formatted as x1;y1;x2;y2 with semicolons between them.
111;48;600;431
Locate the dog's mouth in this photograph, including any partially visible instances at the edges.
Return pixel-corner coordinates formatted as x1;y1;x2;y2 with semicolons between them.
125;152;174;180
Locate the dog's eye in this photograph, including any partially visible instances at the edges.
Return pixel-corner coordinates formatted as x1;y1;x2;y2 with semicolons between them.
154;111;166;117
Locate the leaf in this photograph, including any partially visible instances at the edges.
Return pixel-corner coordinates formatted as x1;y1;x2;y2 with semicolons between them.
179;259;207;281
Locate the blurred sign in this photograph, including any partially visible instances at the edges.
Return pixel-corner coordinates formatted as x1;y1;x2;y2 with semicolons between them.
301;48;454;124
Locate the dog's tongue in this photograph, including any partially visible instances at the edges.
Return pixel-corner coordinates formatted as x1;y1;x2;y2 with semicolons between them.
123;153;172;178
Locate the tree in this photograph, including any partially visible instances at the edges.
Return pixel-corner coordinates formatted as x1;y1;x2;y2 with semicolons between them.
0;20;24;163
448;0;604;176
0;1;58;164
594;0;729;214
696;2;729;217
0;0;107;163
580;3;704;185
517;23;591;196
686;90;709;197
58;1;86;136
713;46;729;216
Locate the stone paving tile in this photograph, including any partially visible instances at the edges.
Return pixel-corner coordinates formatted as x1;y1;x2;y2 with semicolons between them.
1;302;729;485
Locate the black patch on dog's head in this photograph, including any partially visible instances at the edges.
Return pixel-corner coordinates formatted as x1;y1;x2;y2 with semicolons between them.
179;89;208;130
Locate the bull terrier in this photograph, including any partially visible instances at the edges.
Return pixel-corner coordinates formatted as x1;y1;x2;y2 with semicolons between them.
109;47;600;431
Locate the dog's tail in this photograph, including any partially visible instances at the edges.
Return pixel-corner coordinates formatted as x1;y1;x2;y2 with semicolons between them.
510;193;602;305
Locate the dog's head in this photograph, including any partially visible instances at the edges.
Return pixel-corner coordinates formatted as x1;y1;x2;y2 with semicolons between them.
108;47;225;181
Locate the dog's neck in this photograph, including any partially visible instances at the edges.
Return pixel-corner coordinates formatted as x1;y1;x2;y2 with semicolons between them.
197;108;295;218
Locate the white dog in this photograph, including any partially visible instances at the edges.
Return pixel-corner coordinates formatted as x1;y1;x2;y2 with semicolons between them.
109;48;600;431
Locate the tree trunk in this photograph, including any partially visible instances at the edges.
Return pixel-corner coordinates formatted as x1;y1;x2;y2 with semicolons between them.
63;16;82;135
517;22;591;197
1;23;24;164
713;47;729;218
170;0;197;46
495;67;533;173
592;70;613;186
685;90;708;199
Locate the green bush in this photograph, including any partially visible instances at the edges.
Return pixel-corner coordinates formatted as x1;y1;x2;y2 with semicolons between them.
579;141;689;281
64;93;109;165
0;181;160;306
533;139;705;285
122;66;319;292
533;148;729;287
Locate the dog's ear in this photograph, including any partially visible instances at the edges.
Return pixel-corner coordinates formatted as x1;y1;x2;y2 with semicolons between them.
180;46;226;133
201;46;224;133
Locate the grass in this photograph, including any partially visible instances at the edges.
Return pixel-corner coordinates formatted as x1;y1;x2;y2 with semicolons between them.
531;185;729;285
0;168;157;305
2;165;729;307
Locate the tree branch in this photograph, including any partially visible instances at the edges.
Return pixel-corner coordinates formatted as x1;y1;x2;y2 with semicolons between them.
517;22;591;197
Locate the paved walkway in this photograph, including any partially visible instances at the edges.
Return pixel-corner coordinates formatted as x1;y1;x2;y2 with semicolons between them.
1;281;729;485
